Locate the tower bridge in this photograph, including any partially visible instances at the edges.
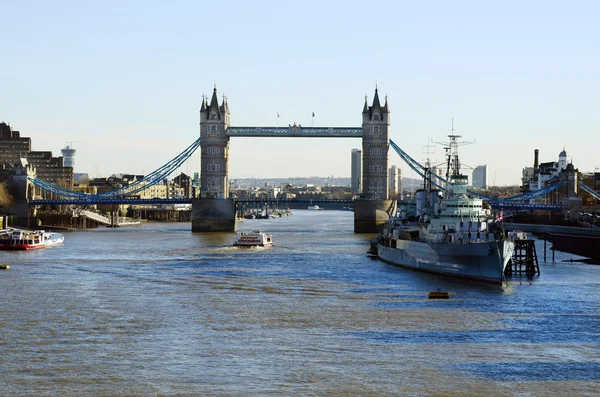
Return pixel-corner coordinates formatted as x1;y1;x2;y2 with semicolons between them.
193;85;395;232
22;84;588;232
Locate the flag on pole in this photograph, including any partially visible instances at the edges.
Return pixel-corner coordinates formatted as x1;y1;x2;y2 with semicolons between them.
496;211;503;222
277;112;280;117
312;112;315;117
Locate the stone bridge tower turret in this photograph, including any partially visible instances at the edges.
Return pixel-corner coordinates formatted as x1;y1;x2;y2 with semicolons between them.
199;85;230;199
354;87;396;233
361;87;390;199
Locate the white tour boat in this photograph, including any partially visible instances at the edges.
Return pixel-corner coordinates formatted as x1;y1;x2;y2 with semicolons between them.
233;230;273;247
0;229;65;250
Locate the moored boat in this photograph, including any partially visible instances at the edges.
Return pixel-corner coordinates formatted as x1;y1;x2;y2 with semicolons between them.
0;229;65;250
308;205;323;210
233;230;273;247
372;134;515;284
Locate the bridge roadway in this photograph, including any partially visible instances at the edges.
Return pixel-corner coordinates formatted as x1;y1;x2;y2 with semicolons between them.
28;198;355;206
29;197;560;211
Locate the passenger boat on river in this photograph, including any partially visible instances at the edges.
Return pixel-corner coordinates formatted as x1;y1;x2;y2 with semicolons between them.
233;230;273;247
0;229;65;250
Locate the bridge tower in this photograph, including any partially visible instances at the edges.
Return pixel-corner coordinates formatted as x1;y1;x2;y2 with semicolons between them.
354;88;397;232
192;85;237;232
361;87;390;199
199;85;230;199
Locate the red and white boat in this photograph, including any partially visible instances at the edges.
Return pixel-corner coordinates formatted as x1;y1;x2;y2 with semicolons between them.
0;229;65;250
233;230;273;247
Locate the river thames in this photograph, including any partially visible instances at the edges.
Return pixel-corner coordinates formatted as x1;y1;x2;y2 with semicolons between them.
1;210;599;396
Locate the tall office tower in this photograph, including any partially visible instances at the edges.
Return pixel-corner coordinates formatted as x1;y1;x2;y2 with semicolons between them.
61;144;76;169
351;149;362;195
388;165;402;199
472;165;488;189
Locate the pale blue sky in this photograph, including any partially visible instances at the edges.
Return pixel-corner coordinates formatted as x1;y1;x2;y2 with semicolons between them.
2;0;598;185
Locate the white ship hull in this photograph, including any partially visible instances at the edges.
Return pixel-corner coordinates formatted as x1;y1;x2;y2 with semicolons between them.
376;239;514;284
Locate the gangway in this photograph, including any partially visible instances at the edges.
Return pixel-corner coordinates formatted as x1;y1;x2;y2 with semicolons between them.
74;209;140;227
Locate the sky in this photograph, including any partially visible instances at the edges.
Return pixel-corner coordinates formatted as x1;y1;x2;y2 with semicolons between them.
2;0;599;186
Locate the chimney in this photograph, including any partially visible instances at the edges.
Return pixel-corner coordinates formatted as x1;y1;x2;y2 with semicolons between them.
534;149;539;169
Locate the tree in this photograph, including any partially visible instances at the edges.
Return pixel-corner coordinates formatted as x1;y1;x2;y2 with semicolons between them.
0;183;14;208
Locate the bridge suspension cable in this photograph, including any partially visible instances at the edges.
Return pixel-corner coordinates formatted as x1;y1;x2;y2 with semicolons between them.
98;137;201;197
389;139;564;204
29;137;202;199
389;140;447;191
579;181;600;201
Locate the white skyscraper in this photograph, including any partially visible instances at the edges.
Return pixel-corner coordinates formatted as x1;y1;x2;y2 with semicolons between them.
351;149;362;195
61;144;76;169
472;165;488;189
388;165;402;199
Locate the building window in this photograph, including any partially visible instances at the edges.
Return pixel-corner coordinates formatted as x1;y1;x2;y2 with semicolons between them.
368;147;383;156
207;124;221;137
369;125;383;138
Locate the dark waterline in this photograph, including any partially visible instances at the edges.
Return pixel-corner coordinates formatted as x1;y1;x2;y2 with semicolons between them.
1;210;599;396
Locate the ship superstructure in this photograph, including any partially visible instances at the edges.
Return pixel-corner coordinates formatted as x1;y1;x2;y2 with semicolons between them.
372;134;515;284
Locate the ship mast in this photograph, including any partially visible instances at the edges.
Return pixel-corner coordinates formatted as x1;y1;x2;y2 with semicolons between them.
434;119;474;198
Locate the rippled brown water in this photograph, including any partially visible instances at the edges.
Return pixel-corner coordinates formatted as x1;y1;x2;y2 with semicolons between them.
1;211;599;396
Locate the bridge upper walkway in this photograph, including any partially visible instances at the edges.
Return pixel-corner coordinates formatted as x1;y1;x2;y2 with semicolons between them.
226;126;363;137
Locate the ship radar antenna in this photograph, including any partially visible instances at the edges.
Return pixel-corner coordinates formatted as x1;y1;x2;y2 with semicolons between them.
422;138;436;192
432;119;474;191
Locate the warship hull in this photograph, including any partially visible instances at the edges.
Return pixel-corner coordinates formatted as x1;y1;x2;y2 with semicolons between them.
376;239;514;284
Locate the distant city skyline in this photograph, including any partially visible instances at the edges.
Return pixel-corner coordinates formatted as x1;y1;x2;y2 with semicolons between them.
2;1;599;185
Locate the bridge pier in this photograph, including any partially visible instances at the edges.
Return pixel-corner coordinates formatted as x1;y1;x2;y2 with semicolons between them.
354;199;397;233
191;198;237;232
